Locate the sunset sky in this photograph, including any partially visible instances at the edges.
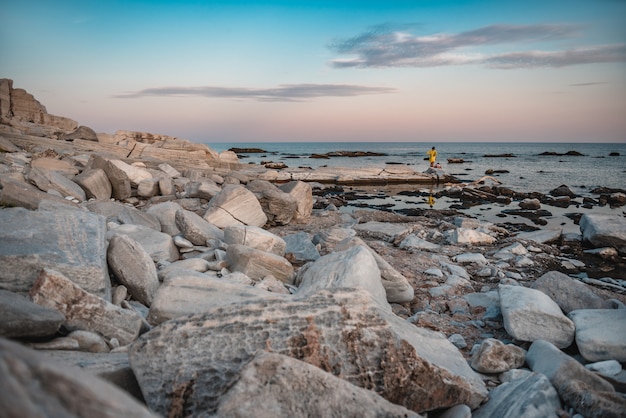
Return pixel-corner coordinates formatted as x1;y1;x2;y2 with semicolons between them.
3;0;626;143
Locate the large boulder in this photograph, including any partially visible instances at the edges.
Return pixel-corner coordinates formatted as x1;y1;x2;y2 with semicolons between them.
527;340;626;418
580;214;626;254
472;372;561;418
0;176;79;210
147;271;286;325
86;200;161;231
89;155;131;200
223;225;286;256
278;180;313;223
62;125;98;141
30;269;143;346
568;309;626;362
226;244;294;284
247;179;298;226
73;168;113;200
213;351;422;418
129;289;487;416
295;245;389;311
145;201;183;235
531;271;610;313
107;224;179;263
107;235;159;307
203;185;268;228
334;236;414;303
175;208;224;246
0;338;157;418
499;284;575;348
0;289;65;338
0;207;110;299
27;166;86;201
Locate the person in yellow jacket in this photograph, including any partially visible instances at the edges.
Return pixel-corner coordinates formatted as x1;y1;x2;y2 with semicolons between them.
427;146;437;167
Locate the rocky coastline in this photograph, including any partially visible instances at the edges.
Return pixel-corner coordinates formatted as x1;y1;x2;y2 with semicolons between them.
1;78;626;418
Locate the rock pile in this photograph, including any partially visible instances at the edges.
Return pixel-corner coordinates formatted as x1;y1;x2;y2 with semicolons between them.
1;79;625;417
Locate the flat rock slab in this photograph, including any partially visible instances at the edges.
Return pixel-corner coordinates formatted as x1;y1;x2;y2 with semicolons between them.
515;229;562;244
107;224;179;263
0;338;156;418
568;309;626;362
129;288;486;416
0;207;110;299
352;221;411;242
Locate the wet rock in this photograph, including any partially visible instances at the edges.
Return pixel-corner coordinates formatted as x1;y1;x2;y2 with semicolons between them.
472;372;561;418
0;289;65;338
549;184;577;198
128;289;487;416
527;340;626;418
212;351;423;418
519;198;541;210
531;271;611;313
30;269;143;346
499;284;575;348
568;309;626;362
0;338;157;418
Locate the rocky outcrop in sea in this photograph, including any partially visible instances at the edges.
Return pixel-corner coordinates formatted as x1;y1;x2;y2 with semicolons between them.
1;78;626;417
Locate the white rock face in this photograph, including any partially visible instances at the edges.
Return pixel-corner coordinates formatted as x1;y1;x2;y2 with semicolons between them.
203;185;268;228
295;245;390;311
223;225;286;256
580;214;626;254
499;284;575;348
447;228;496;245
568;309;626;362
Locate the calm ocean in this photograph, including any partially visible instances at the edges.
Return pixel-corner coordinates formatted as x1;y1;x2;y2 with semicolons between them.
207;142;626;196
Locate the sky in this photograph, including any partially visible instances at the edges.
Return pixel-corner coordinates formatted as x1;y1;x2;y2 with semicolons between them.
2;0;626;143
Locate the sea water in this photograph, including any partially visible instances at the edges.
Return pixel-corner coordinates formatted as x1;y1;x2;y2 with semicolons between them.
207;141;625;233
207;142;626;196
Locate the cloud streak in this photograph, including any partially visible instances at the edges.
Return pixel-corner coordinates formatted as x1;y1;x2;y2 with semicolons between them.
115;83;396;102
329;23;626;69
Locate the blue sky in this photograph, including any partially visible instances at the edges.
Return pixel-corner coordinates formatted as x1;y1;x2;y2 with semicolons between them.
2;0;625;143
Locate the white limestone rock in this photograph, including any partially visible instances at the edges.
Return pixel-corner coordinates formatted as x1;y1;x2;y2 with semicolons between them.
224;224;287;256
580;214;626;254
499;284;575;348
295;245;390;311
568;309;626;362
226;243;294;284
447;228;496;245
203;184;268;228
